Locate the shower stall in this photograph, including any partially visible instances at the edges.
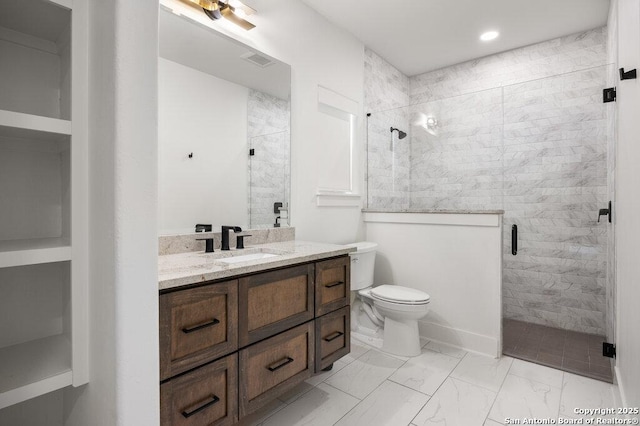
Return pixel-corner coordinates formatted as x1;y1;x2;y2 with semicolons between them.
366;63;616;382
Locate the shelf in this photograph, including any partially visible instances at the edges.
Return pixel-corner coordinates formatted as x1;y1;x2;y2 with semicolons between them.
0;110;71;141
0;238;71;268
0;335;72;410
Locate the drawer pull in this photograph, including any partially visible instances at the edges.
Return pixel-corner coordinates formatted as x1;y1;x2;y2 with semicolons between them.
324;281;344;288
323;331;344;342
181;318;220;334
181;395;220;418
267;356;294;372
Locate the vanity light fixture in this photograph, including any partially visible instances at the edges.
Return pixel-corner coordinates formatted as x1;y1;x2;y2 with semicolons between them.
179;0;256;30
480;30;499;41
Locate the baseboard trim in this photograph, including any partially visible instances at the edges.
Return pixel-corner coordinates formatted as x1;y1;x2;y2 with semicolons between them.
614;365;628;407
418;320;499;358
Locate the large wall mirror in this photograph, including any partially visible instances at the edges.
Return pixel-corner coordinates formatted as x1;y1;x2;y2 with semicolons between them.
158;4;291;235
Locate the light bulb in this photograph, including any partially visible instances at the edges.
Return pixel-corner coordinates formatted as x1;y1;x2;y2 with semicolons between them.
480;31;499;41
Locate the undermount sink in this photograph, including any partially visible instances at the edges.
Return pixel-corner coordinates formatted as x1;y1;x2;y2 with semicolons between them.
215;252;279;264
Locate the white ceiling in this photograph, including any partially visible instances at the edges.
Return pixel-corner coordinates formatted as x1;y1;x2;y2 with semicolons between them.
298;0;610;76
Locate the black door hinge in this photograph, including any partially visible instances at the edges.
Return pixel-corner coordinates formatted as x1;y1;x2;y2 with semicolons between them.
603;342;616;358
249;148;255;156
603;87;616;103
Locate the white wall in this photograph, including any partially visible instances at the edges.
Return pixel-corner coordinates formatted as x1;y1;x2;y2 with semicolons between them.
209;0;366;243
63;1;364;424
158;58;249;233
615;0;640;407
64;0;160;425
364;213;503;357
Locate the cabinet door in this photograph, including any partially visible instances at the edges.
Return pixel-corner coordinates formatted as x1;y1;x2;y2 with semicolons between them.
161;353;238;426
315;257;350;316
238;264;314;346
160;280;238;380
315;306;351;372
239;322;314;417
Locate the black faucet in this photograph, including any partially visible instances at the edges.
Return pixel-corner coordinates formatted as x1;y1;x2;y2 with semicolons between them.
221;226;242;250
196;238;214;253
195;223;212;232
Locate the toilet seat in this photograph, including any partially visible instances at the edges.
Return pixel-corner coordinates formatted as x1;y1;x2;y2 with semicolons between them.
370;285;430;305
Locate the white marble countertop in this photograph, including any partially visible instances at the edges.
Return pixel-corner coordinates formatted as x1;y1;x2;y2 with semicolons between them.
159;240;355;291
362;208;505;215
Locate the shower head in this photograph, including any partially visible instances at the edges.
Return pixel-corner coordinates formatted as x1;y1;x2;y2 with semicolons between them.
390;127;407;139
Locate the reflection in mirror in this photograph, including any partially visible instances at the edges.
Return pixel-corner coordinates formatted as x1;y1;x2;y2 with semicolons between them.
158;3;291;235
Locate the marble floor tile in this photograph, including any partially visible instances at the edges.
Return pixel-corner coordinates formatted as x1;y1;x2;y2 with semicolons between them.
560;372;618;419
325;349;405;399
450;354;513;392
236;399;286;426
277;381;315;404
305;360;349;387
412;377;497;426
239;337;623;426
334;380;430;426
340;341;371;364
488;375;561;423
508;358;564;388
261;383;359;426
423;341;468;359
389;350;461;395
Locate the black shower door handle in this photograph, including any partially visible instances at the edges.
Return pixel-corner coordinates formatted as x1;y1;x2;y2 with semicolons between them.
512;225;518;256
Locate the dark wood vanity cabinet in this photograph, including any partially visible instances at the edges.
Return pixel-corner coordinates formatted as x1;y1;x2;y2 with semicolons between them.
239;322;314;417
160;280;238;381
238;264;314;347
161;353;238;426
159;255;350;426
315;306;350;371
315;257;350;316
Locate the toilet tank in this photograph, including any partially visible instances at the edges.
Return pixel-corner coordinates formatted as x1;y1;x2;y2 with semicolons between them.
345;242;378;290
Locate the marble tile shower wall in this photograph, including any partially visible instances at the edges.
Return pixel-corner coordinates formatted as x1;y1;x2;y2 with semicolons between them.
365;28;613;335
367;108;411;209
364;48;411;208
409;89;504;210
247;89;290;227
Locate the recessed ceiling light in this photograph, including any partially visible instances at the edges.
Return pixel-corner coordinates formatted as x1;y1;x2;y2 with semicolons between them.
480;31;499;41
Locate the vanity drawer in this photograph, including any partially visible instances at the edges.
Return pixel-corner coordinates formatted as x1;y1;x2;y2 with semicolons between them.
315;256;350;316
238;264;314;346
160;280;238;381
315;306;351;372
239;322;314;417
161;353;238;426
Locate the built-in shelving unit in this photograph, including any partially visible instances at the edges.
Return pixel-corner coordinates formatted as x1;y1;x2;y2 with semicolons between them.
0;0;88;413
0;335;72;410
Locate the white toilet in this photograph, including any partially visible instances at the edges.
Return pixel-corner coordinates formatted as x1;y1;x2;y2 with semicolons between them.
347;242;431;357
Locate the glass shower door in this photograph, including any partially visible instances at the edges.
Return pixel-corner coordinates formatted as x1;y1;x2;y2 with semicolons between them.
502;66;611;338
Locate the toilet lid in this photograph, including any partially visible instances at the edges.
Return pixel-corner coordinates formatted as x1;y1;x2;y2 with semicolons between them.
370;285;430;304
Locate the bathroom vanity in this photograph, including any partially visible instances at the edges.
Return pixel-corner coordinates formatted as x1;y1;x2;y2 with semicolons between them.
158;240;353;425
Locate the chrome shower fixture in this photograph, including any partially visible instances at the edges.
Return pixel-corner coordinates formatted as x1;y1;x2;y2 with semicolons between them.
390;127;407;139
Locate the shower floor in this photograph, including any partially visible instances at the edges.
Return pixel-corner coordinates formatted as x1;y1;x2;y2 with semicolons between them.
503;319;613;383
